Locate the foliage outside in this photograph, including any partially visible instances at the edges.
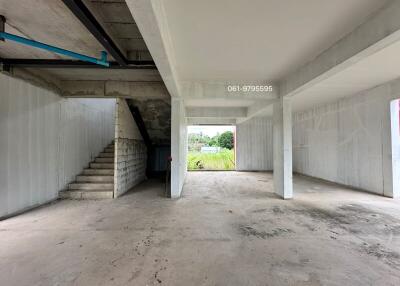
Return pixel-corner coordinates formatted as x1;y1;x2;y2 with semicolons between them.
188;131;234;152
187;130;235;170
188;149;235;170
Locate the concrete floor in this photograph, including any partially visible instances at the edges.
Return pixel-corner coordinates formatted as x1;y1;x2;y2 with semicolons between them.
1;172;400;286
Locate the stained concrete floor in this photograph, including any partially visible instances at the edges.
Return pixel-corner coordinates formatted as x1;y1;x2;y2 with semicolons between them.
1;172;400;286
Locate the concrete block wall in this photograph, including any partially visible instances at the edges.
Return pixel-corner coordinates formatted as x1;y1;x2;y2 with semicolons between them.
236;117;273;171
114;138;147;197
293;77;400;197
0;73;115;218
114;98;147;198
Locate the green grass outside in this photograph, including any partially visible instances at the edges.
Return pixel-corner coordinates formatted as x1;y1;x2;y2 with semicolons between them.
187;149;235;170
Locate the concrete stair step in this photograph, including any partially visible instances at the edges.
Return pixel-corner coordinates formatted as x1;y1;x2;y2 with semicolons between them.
104;148;114;153
60;190;113;199
76;175;114;183
95;157;114;163
90;162;114;169
98;152;114;158
69;183;113;190
82;169;114;175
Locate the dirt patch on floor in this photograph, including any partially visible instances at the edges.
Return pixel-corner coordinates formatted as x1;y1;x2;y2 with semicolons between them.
361;242;400;269
291;203;400;236
238;225;294;239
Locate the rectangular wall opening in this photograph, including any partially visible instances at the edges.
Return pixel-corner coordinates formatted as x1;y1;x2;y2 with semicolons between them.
187;125;236;171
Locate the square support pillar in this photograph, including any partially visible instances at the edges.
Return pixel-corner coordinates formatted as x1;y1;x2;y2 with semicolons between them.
385;99;400;198
171;97;187;198
273;96;293;199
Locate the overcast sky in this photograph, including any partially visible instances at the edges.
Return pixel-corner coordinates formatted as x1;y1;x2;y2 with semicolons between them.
187;125;235;137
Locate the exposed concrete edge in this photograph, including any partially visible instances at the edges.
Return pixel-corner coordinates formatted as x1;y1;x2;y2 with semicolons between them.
0;198;58;221
186;106;247;119
280;0;400;97
187;118;237;125
1;67;62;95
237;99;277;124
126;0;180;97
60;80;169;99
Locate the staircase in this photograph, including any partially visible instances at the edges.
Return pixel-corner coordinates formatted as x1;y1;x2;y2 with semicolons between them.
60;142;115;199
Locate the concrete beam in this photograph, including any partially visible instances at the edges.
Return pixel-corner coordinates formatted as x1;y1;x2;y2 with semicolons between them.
280;0;400;97
125;0;181;97
180;81;278;101
61;80;169;99
236;99;276;124
187;118;236;125
186;107;247;119
273;96;293;199
1;67;62;95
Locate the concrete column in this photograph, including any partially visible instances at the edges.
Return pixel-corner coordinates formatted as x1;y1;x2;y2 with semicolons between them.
171;97;187;198
273;96;293;199
384;99;400;198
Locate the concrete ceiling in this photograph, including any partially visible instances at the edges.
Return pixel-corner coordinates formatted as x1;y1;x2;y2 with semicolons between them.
0;0;159;83
291;39;400;112
0;0;150;60
85;0;150;60
162;0;388;82
246;37;400;117
0;0;103;60
127;0;393;124
1;0;399;123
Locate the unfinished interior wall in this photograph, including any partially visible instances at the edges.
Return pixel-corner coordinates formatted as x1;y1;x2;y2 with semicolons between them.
58;98;115;188
127;98;171;145
0;73;115;218
293;77;400;197
236;117;273;171
114;98;147;198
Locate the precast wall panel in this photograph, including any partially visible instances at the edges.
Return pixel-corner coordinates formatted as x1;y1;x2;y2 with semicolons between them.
236;117;273;171
0;73;115;218
292;81;398;196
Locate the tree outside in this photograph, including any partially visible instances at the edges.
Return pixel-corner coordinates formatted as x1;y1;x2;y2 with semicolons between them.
218;131;234;150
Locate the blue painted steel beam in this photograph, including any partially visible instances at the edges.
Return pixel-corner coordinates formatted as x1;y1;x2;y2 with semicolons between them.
0;32;109;67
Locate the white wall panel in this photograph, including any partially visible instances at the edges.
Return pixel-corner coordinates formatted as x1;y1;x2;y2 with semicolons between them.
58;98;115;189
0;73;115;218
236;117;273;171
293;78;400;196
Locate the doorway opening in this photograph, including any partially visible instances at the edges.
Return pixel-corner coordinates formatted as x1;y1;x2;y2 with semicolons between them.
187;125;236;171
